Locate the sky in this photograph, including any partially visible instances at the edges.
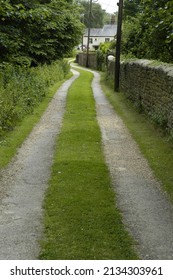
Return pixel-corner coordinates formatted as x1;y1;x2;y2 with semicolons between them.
97;0;119;14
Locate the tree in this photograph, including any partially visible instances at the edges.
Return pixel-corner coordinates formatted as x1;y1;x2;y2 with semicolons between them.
124;0;142;18
0;0;83;66
76;0;106;28
103;12;118;25
122;0;173;63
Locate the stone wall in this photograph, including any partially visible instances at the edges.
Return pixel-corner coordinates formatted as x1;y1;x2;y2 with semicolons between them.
119;60;173;134
77;53;97;69
77;54;173;135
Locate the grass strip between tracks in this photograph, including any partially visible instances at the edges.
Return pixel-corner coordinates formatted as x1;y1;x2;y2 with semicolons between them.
39;68;138;260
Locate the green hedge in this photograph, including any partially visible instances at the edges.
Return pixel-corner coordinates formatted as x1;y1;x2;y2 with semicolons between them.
0;60;69;138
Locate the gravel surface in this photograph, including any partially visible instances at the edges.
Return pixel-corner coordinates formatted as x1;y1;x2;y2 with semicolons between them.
0;70;79;259
90;69;173;260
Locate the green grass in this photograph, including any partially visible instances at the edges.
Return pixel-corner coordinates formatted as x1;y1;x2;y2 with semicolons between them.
39;68;138;260
0;74;72;169
101;75;173;203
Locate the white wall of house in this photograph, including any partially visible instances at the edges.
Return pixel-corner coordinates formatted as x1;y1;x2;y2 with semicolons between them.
83;36;114;50
82;25;117;51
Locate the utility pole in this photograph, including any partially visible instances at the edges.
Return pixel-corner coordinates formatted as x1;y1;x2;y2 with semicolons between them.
81;14;84;51
114;0;124;91
86;0;92;68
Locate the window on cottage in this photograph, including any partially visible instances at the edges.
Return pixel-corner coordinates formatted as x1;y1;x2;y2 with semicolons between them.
89;38;93;44
105;38;110;42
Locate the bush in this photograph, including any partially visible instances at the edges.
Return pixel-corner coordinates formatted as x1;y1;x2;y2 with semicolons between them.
96;40;116;71
122;1;173;63
0;60;69;138
96;50;105;71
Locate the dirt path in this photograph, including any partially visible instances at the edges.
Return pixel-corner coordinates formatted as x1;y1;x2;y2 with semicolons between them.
0;70;79;259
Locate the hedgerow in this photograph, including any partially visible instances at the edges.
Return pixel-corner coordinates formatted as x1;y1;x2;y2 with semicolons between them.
0;60;69;138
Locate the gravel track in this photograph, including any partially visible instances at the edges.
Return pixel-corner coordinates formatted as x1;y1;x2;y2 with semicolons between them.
90;69;173;260
0;70;79;259
1;65;173;260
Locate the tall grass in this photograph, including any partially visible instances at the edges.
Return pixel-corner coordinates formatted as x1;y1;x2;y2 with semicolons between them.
0;61;69;138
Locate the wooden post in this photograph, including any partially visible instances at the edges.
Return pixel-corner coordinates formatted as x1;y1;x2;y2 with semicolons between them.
114;0;123;91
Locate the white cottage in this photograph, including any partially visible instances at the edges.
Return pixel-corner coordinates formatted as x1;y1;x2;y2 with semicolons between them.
83;24;117;50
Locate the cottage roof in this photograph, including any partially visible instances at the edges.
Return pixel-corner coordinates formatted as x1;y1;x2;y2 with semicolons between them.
84;24;117;37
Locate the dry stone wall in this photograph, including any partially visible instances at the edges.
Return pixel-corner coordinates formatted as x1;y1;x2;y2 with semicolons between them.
77;54;173;135
119;60;173;135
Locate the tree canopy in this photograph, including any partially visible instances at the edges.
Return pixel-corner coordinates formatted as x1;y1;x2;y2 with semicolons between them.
76;0;106;28
0;0;83;66
123;0;173;63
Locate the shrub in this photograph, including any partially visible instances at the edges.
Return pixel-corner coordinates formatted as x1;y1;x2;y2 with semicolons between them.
0;60;69;138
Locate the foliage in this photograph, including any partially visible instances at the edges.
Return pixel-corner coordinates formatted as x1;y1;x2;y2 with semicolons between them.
122;0;173;63
96;50;105;71
76;0;117;26
0;0;83;66
124;0;142;19
103;12;118;25
96;40;116;70
99;40;116;54
0;60;69;138
76;0;106;28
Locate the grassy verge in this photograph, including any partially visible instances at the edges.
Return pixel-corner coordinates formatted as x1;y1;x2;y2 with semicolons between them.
0;74;72;169
101;75;173;203
39;68;138;260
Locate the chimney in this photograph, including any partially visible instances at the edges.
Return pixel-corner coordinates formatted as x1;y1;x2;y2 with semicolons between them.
111;15;115;25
